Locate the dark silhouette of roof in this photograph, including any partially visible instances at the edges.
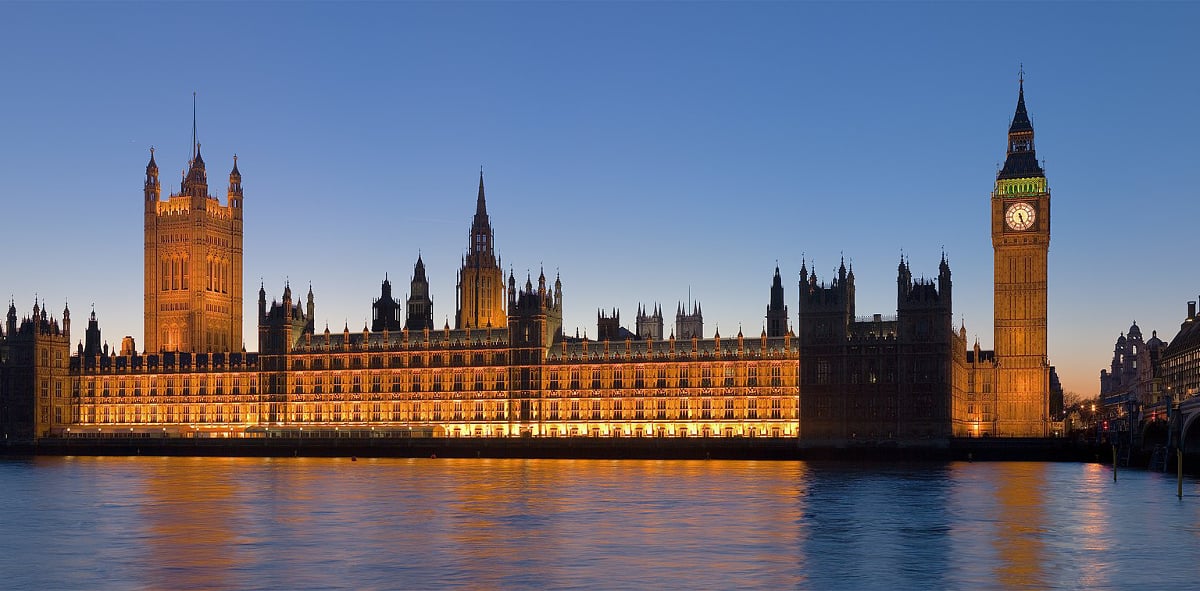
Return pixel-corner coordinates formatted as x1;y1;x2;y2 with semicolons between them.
998;78;1045;180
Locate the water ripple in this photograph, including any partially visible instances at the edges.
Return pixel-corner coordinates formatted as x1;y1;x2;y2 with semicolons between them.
0;458;1197;589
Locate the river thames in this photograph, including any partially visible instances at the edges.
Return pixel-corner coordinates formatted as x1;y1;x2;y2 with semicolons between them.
1;457;1197;589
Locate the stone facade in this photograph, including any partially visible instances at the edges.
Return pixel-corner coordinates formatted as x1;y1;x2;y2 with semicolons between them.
143;145;244;354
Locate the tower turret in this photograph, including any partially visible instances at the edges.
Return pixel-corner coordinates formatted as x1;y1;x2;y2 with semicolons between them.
554;272;563;309
228;154;243;211
636;303;664;340
258;282;267;321
405;254;434;331
767;265;788;338
84;306;102;357
938;252;952;312
304;284;315;334
182;143;209;205
676;299;703;339
372;275;404;332
144;148;161;206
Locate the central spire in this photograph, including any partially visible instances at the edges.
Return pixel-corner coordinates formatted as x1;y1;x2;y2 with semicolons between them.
468;168;494;262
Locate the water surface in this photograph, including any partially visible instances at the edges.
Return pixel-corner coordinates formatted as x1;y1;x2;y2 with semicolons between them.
1;457;1197;589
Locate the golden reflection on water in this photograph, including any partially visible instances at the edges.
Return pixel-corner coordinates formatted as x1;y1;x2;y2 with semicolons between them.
138;457;245;590
990;462;1049;589
6;457;1200;589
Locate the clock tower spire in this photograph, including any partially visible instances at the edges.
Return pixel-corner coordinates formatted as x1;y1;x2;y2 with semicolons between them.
991;71;1051;437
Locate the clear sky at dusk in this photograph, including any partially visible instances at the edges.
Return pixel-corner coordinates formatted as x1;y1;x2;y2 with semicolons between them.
2;2;1197;398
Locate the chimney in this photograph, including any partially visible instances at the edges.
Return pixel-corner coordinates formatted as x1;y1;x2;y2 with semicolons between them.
1189;300;1196;321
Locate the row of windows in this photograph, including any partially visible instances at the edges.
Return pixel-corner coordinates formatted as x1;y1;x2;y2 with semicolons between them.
79;378;257;397
76;398;794;425
77;404;247;425
291;352;507;370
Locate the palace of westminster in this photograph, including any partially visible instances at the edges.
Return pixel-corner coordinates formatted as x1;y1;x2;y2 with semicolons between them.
0;80;1064;443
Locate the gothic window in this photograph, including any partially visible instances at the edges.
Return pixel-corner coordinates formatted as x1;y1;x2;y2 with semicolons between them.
817;360;830;385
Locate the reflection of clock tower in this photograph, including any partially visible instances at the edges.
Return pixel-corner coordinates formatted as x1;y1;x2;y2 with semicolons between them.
991;73;1050;437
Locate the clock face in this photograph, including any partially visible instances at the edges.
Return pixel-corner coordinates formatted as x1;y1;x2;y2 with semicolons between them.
1005;202;1036;231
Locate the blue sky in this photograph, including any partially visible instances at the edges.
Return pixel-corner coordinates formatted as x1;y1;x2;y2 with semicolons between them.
2;2;1197;398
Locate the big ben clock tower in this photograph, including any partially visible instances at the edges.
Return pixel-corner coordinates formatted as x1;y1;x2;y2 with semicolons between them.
992;72;1051;437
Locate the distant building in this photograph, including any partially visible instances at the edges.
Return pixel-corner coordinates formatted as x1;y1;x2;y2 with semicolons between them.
1098;321;1167;433
1160;300;1200;406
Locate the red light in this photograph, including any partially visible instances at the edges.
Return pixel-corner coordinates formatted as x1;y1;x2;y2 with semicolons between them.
1103;421;1108;430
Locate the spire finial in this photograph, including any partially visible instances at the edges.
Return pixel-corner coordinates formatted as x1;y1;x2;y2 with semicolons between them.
1019;63;1024;86
475;167;487;217
192;91;197;162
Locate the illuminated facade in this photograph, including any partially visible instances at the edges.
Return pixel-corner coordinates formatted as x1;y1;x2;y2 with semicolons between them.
0;80;1062;442
456;172;506;330
985;74;1053;437
143;144;244;354
50;170;800;439
64;283;799;439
